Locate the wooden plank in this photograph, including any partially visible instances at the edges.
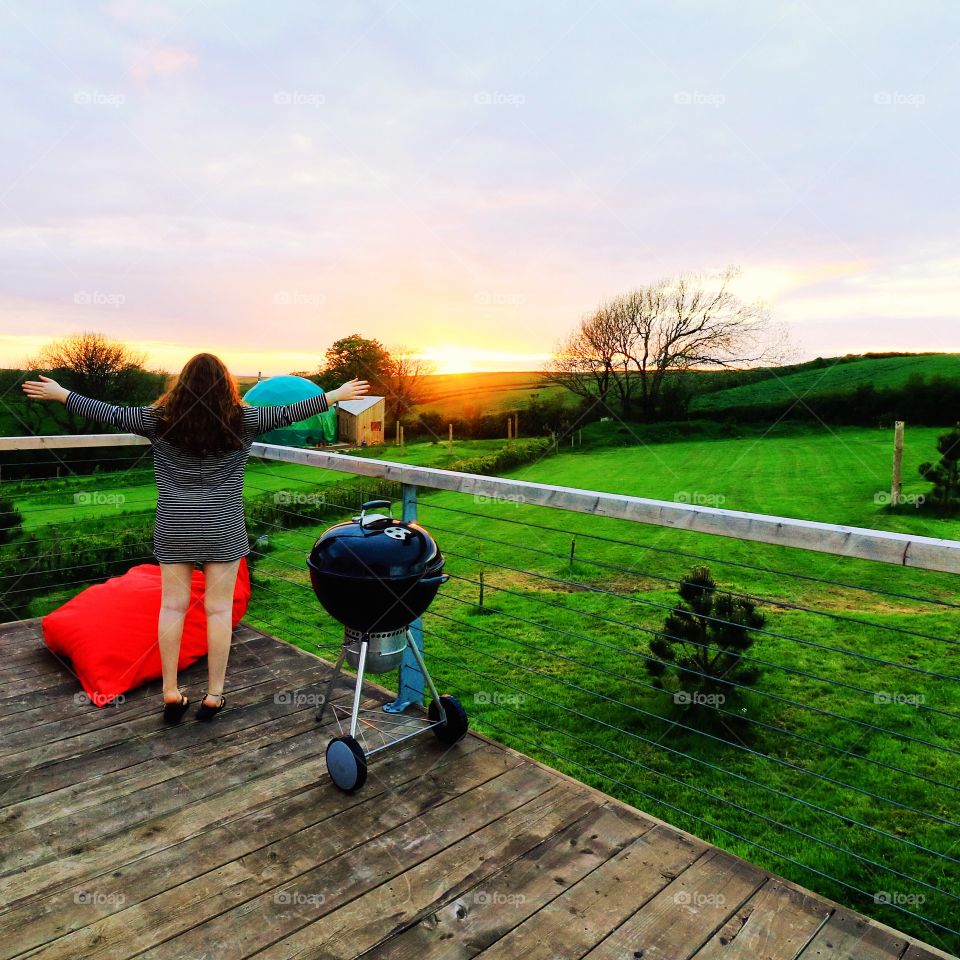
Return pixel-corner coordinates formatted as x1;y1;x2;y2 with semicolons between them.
1;692;390;905
0;632;301;751
581;849;766;960
472;824;708;960
4;435;960;571
129;767;578;959
1;738;497;960
0;685;338;833
0;659;329;806
313;802;653;960
694;878;830;959
796;908;907;959
0;697;346;873
0;648;329;775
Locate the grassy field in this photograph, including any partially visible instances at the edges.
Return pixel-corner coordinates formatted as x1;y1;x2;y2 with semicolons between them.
7;423;960;950
692;353;960;413
413;370;571;418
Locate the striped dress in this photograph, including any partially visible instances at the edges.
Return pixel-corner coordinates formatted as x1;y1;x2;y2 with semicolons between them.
65;391;331;563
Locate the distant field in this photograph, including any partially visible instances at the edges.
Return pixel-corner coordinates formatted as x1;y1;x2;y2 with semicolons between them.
692;353;960;412
414;371;570;418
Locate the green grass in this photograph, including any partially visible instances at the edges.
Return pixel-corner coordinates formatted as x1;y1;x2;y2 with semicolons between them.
414;371;572;418
692;353;960;412
10;424;960;951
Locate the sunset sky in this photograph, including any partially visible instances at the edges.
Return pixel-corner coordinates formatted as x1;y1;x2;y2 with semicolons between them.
1;1;958;375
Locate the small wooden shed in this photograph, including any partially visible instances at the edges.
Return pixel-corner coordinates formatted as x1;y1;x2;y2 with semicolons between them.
336;396;385;446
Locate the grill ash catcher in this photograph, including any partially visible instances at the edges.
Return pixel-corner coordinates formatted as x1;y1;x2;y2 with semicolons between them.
307;498;468;791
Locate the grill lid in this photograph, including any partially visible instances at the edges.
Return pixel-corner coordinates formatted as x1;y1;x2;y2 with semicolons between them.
307;499;442;580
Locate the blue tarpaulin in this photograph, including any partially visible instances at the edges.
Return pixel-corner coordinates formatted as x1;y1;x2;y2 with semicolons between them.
243;375;336;446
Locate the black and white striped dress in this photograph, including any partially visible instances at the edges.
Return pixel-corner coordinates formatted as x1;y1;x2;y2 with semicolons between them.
65;391;331;564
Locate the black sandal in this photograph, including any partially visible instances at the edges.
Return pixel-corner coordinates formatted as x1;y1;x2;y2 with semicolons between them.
196;692;226;722
162;692;190;724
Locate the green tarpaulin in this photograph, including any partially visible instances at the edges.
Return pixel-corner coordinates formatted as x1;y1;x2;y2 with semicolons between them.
243;375;336;446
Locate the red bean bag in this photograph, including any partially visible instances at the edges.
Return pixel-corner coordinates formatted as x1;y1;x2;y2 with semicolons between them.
42;560;251;707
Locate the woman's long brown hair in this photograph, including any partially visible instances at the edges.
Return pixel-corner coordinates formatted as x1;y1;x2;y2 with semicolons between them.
156;353;245;455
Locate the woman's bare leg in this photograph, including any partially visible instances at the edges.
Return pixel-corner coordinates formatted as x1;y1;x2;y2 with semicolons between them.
202;559;241;705
159;562;196;703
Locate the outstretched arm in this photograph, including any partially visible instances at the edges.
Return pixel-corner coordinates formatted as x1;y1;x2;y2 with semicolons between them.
22;375;156;439
250;378;369;437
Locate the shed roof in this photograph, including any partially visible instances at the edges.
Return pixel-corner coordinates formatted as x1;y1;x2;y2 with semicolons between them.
336;396;385;416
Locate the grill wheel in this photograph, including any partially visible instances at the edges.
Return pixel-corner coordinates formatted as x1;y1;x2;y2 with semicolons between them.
428;695;469;746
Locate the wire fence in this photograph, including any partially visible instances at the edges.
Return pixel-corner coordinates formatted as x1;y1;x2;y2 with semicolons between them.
1;441;958;952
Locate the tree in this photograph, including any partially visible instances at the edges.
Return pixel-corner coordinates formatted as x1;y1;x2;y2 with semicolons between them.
548;268;786;421
646;566;764;733
919;424;960;510
23;332;167;434
318;335;391;393
381;347;435;422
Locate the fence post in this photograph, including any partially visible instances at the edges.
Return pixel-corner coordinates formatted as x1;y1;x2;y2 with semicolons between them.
891;420;904;506
384;483;426;713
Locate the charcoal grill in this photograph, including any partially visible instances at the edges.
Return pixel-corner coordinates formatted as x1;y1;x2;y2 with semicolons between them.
307;498;468;791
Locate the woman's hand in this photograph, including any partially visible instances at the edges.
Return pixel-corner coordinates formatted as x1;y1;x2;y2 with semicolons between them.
328;378;370;404
22;375;69;404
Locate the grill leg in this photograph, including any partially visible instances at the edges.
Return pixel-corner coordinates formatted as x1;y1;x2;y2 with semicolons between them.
317;644;348;723
349;638;369;740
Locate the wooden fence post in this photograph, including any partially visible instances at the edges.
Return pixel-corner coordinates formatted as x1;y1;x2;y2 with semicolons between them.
892;420;904;506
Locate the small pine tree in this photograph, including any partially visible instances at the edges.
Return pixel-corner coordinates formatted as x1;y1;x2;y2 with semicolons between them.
647;566;764;719
919;424;960;510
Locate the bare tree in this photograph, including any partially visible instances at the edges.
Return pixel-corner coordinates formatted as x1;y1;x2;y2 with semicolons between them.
548;268;785;421
382;347;435;421
24;331;166;433
544;300;624;410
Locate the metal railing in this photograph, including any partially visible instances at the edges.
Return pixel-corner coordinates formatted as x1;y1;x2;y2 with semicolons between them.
1;432;959;954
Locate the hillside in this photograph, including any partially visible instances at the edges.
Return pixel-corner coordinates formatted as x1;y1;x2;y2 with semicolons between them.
691;353;959;413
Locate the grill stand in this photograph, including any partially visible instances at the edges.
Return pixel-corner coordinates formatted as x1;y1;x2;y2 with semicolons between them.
318;628;467;791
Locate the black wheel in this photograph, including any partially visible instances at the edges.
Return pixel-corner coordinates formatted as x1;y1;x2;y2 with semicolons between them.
326;735;367;792
428;694;468;746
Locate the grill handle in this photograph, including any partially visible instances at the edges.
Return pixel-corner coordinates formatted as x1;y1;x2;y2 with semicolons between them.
418;574;450;587
355;499;394;528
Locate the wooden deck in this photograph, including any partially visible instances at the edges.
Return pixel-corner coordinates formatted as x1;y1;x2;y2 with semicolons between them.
0;618;954;960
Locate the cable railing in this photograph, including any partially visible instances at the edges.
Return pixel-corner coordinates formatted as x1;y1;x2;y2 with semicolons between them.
1;431;959;954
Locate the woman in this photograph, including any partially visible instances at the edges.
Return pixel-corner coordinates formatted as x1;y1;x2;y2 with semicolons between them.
23;354;369;723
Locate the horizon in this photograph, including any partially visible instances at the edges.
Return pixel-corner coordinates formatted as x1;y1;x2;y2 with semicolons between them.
2;2;960;374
